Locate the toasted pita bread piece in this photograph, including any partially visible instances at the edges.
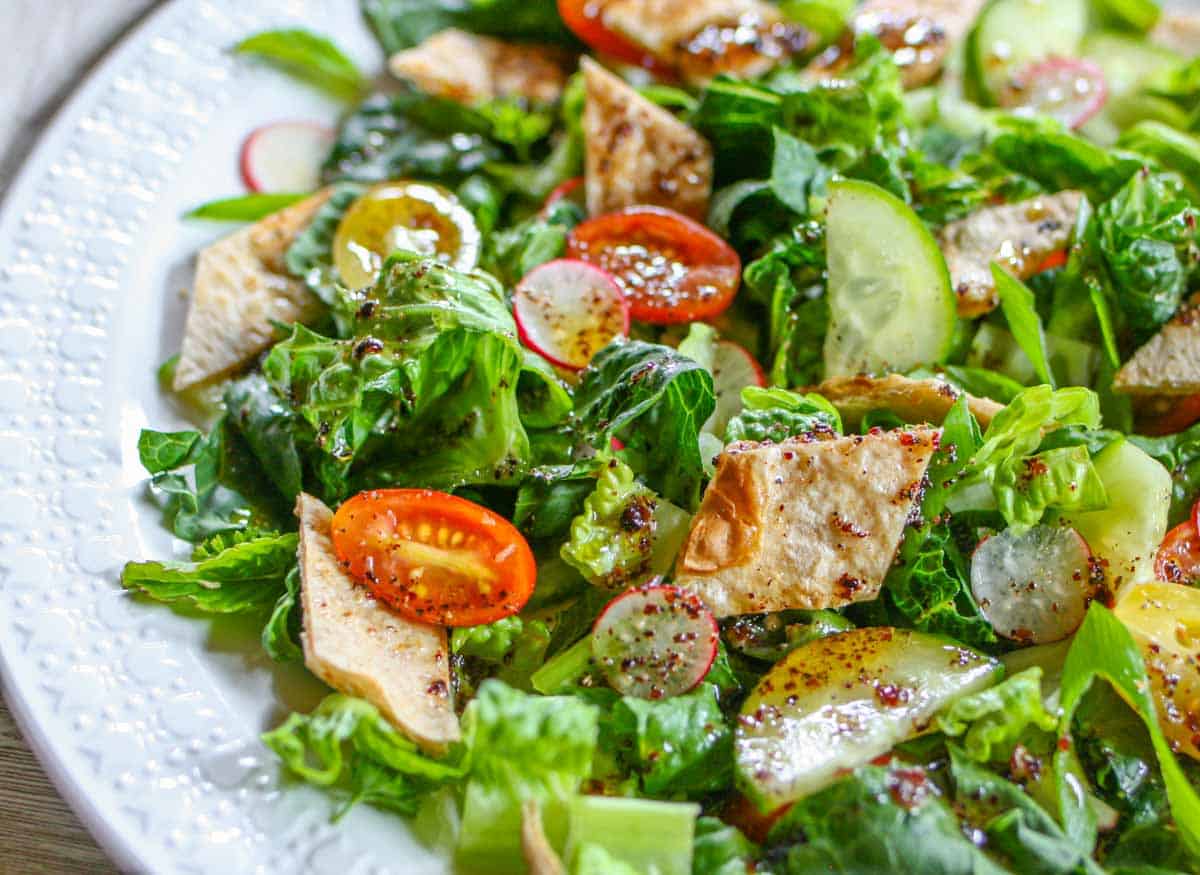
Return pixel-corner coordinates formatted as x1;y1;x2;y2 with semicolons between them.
173;190;331;391
600;0;809;84
810;374;1002;430
1114;293;1200;396
582;57;714;220
938;191;1082;317
1152;10;1200;55
296;493;459;753
677;428;937;617
809;0;986;88
388;29;571;105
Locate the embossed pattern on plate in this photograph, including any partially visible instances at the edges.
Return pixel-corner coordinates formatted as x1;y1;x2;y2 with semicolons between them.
0;2;450;872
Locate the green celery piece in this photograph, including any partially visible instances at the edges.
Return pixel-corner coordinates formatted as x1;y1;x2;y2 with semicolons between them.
564;795;699;875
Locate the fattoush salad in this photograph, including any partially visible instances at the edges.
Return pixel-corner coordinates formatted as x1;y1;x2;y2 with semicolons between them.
124;0;1200;872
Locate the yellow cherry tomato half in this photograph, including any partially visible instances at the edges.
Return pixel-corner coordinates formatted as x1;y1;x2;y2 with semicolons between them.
333;181;481;289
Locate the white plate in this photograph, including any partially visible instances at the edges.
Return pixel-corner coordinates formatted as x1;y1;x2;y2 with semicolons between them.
0;2;454;872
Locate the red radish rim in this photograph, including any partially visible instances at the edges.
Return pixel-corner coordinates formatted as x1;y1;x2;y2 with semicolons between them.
592;582;720;699
540;176;585;216
513;258;630;371
240;121;334;193
715;340;768;388
1009;56;1109;130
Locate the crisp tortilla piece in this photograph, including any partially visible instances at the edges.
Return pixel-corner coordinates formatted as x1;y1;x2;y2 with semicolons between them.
938;191;1082;317
809;374;1002;430
1114;293;1200;396
582;57;714;220
295;493;459;753
388;29;570;104
601;0;808;84
677;428;937;617
809;0;986;88
173;190;331;390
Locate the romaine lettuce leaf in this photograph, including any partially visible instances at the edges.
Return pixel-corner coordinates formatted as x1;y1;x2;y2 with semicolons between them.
559;460;660;588
1054;604;1200;857
1094;170;1199;346
948;746;1106;875
283;181;366;311
137;422;284;542
574;341;715;511
262;694;462;818
457;680;600;872
604;684;733;799
121;531;298;612
262;566;303;662
238;255;566;500
725;386;841;443
951;386;1106;529
766;762;1009;874
938;668;1058;763
692;817;762;875
452;615;551;690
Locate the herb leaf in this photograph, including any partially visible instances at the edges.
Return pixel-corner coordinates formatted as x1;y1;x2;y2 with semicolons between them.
233;29;366;102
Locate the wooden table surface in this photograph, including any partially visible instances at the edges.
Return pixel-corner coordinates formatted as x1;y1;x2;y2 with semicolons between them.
0;5;161;871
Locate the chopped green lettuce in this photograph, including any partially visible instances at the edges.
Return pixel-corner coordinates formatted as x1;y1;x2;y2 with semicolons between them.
457;681;600;872
574;341;715;511
1054;605;1200;857
560;461;660;588
604;684;733;799
262;694;462;818
767;762;1008;874
725;386;841;443
261;566;303;662
937;668;1058;763
121;531;297;613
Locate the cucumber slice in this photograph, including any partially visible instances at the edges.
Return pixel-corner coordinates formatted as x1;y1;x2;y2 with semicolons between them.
971;0;1089;103
822;180;956;378
736;627;1001;811
1057;439;1171;592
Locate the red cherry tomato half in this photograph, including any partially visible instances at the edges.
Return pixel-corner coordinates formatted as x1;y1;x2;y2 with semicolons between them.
1155;518;1200;586
1033;249;1068;274
330;489;536;627
557;0;659;69
1140;394;1200;437
566;206;742;324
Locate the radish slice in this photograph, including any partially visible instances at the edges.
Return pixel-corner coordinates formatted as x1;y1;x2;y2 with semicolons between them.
709;340;767;434
514;259;629;371
540;176;585;215
240;121;334;193
999;57;1108;130
592;583;719;700
970;525;1096;645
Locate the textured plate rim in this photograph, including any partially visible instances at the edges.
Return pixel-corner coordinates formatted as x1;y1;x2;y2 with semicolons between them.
1;2;234;871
